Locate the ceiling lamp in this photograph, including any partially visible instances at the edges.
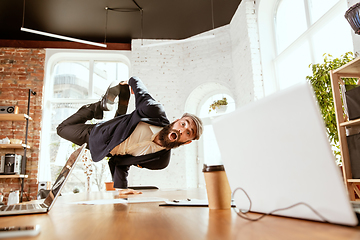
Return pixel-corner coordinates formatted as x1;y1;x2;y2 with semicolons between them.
20;27;107;48
20;0;107;48
345;2;360;35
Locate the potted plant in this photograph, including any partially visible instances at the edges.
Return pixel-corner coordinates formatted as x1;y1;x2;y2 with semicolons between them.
306;52;357;164
209;97;228;113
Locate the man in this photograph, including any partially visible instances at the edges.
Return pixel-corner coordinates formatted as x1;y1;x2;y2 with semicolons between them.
57;76;203;193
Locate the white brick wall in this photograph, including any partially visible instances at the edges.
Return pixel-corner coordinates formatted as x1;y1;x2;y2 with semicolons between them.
127;0;263;189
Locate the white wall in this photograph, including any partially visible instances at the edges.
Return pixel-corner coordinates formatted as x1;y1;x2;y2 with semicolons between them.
128;0;262;189
125;0;359;189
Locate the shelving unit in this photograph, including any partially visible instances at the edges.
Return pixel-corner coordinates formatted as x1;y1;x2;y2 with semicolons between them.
0;113;30;202
0;114;31;121
0;175;28;179
330;57;360;201
0;144;30;149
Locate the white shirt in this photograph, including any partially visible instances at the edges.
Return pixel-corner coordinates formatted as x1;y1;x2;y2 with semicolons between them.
110;122;165;156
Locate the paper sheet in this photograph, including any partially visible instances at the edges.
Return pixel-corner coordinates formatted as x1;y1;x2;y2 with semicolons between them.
161;199;209;206
71;197;167;205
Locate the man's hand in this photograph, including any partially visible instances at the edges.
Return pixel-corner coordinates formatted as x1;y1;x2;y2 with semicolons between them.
120;80;134;94
117;188;142;195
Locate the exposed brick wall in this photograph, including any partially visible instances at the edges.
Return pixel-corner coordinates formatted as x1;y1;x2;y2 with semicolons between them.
0;48;44;204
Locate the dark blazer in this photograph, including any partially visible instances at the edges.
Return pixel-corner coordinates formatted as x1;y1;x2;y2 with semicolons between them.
89;76;171;188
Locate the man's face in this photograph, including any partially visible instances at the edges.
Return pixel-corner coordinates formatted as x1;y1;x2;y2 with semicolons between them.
158;117;197;149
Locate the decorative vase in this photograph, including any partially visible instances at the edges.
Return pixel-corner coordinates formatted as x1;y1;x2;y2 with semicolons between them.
105;181;115;191
85;176;92;192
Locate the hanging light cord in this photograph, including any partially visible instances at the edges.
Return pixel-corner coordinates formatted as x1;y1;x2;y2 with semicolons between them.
106;0;143;45
104;7;108;44
232;187;330;222
22;0;26;28
211;0;214;30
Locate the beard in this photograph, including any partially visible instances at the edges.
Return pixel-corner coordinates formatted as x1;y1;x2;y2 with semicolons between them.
158;122;186;149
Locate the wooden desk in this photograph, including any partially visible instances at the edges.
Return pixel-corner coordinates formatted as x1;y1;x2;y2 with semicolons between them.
1;188;360;240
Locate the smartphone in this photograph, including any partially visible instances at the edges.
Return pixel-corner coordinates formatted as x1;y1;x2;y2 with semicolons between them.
0;225;40;238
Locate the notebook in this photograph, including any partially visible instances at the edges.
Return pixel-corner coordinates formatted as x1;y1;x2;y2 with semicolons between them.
212;81;359;226
0;143;86;216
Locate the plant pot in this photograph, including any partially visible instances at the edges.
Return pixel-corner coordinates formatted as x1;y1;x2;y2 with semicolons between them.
216;105;227;113
105;182;115;191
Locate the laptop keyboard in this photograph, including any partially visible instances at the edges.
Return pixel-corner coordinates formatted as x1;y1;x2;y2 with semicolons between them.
0;203;47;212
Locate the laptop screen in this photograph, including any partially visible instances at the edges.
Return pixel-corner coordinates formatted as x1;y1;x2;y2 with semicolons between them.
212;81;358;226
43;143;86;209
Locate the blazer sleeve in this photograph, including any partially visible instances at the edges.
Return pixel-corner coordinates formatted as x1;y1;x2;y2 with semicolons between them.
129;76;169;124
108;157;130;189
108;149;171;189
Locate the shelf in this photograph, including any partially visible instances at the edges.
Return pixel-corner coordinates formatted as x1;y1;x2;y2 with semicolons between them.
331;57;360;201
348;179;360;183
0;114;31;121
0;144;30;149
0;175;28;179
340;118;360;127
333;56;360;77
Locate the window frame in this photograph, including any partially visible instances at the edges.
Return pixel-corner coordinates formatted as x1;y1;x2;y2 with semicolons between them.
39;49;131;182
258;0;352;95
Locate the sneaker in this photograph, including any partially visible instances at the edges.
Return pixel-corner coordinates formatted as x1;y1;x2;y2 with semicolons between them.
101;81;121;111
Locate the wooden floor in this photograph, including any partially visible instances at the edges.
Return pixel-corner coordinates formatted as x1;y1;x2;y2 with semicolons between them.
0;188;360;240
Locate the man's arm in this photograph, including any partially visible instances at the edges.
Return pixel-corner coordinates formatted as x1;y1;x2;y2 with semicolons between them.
108;158;130;189
108;150;171;191
128;76;153;109
127;77;169;123
117;188;142;195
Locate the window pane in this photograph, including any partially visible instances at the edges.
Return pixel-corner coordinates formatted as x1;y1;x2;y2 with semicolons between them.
203;125;222;166
49;102;112;193
308;0;340;24
311;4;353;62
275;0;307;53
276;41;312;89
53;62;90;98
93;61;129;99
199;94;236;167
199;94;235;118
47;61;129;194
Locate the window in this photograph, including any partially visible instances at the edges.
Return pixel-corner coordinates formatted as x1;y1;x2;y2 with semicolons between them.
40;50;130;193
259;0;353;94
197;94;235;187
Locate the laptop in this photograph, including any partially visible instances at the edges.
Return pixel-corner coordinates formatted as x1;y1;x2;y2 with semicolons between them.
212;81;360;226
0;143;86;216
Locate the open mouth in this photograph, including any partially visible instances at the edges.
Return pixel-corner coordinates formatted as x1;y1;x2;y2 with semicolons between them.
168;132;178;142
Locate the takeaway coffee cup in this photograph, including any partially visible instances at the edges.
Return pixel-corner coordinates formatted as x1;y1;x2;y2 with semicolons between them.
203;164;231;210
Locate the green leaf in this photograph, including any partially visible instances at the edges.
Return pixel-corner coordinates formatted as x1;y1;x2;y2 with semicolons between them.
306;52;356;163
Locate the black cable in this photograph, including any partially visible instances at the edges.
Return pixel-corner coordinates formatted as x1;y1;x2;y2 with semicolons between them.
104;7;108;44
106;0;143;44
140;9;143;45
211;0;214;30
107;8;140;12
231;187;330;223
22;0;26;28
131;0;142;11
